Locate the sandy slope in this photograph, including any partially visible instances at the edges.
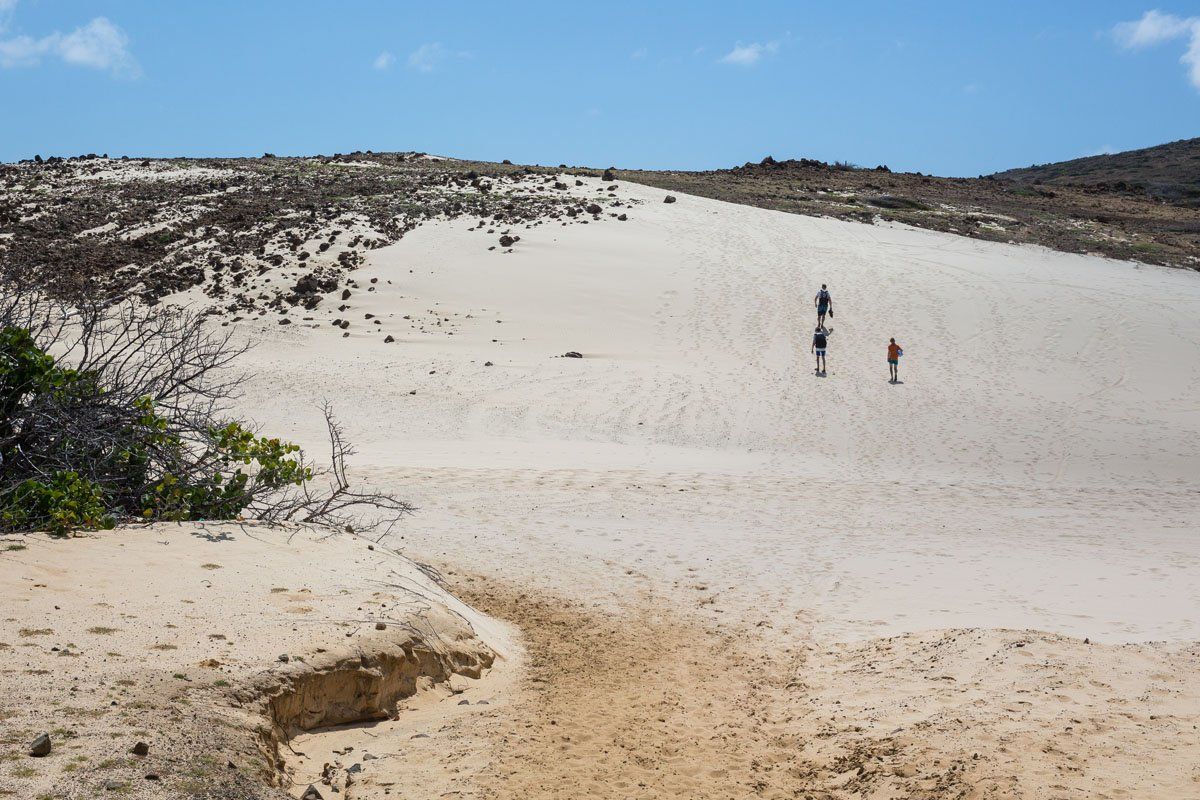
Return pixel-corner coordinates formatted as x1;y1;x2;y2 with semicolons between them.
216;176;1200;797
0;523;508;799
239;176;1200;643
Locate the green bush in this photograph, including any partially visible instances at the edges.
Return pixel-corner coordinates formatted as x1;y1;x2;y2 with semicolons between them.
0;324;310;534
0;471;114;536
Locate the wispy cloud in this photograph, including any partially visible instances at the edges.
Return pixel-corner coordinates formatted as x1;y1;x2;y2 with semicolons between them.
373;50;395;70
718;40;779;67
0;15;138;76
407;42;469;73
0;0;16;33
1113;9;1200;90
630;46;647;61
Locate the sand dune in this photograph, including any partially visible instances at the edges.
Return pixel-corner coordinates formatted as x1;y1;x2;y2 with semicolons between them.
5;173;1196;798
238;177;1200;642
196;177;1200;796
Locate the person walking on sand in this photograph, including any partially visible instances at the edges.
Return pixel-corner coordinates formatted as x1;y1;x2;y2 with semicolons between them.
813;325;830;375
887;337;903;383
815;284;833;327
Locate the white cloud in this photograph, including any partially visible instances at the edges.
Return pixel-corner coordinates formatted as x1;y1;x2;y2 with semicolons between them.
1114;9;1193;48
630;46;647;60
718;40;779;66
1113;10;1200;90
0;0;16;33
407;42;469;73
373;50;395;70
0;15;137;76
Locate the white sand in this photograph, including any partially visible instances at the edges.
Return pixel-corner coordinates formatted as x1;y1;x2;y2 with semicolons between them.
0;523;511;797
235;176;1200;644
7;174;1195;797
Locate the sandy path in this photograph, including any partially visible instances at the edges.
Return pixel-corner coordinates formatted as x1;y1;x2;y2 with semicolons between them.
223;177;1200;796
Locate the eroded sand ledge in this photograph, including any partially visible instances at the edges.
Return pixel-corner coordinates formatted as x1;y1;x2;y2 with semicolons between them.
0;523;510;799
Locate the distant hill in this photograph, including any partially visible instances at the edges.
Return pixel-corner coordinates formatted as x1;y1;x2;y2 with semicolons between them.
993;138;1200;206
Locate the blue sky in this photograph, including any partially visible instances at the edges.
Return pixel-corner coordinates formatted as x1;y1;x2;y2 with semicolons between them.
1;1;1198;175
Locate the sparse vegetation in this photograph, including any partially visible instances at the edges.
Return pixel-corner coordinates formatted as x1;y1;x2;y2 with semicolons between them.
0;288;413;536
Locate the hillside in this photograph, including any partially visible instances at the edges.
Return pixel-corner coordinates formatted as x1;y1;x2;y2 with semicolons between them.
600;151;1200;271
994;137;1200;205
2;143;1198;315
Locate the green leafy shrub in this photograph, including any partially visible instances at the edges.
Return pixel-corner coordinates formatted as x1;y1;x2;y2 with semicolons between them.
0;293;411;537
0;472;114;535
0;323;312;533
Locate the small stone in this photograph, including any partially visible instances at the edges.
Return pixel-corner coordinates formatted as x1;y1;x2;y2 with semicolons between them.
144;773;160;781
341;289;351;300
586;203;602;215
363;753;378;760
458;699;470;705
375;622;387;630
601;168;616;181
563;351;583;359
131;741;150;756
301;785;325;800
411;733;429;739
29;733;51;756
367;544;375;550
664;195;677;203
484;361;494;367
278;653;290;663
347;763;363;774
617;214;628;221
384;335;395;343
498;235;515;247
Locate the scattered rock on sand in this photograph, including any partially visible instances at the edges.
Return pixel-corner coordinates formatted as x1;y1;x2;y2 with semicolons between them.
131;741;150;756
499;234;515;247
586;203;602;215
384;335;395;343
664;195;677;203
618;213;628;221
375;622;387;630
29;732;51;756
301;785;324;800
563;351;583;359
277;653;290;663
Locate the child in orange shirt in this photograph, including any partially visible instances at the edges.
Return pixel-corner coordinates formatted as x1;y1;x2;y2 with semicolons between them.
887;338;903;383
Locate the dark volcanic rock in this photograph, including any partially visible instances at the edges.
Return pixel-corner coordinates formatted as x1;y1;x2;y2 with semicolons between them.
29;733;51;757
